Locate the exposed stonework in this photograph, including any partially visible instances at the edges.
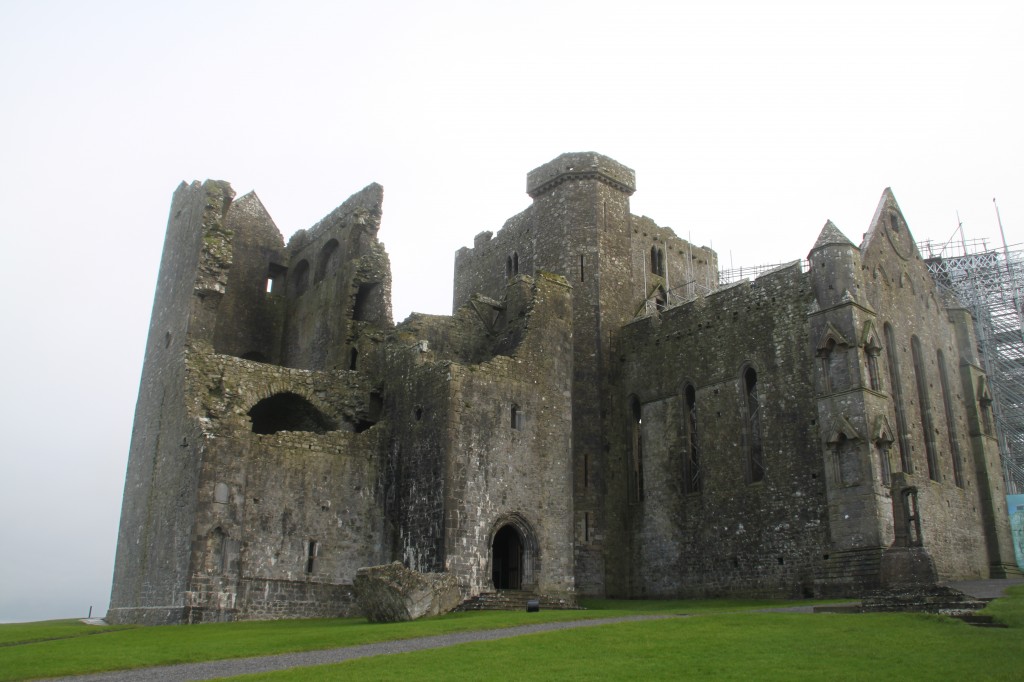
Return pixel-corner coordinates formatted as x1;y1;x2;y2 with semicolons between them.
109;152;1019;625
354;563;460;622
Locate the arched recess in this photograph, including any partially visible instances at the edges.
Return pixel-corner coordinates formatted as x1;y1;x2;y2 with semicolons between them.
314;239;340;284
248;392;337;434
289;259;310;297
489;513;539;591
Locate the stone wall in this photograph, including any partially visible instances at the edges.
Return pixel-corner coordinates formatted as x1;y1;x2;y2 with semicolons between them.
617;262;828;598
108;180;235;625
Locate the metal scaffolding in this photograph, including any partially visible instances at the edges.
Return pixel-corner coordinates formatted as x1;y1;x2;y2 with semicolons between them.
922;236;1024;495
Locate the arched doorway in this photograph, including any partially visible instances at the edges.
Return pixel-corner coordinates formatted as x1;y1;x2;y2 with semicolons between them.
491;525;524;590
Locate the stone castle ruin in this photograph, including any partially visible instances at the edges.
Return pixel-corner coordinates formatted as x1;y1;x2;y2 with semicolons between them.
108;152;1019;624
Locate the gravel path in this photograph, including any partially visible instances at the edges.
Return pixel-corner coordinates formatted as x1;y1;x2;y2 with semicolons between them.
42;583;1022;682
40;615;680;682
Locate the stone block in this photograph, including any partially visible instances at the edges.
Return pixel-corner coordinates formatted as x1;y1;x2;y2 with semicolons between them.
354;562;461;622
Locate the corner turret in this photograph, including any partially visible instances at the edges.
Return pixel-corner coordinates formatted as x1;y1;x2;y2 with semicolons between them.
809;220;864;308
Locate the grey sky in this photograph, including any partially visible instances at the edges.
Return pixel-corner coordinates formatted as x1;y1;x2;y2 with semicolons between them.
0;0;1019;622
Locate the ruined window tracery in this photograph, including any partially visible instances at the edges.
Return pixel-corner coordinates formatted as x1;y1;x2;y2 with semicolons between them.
743;367;765;483
884;323;913;473
911;336;940;482
684;384;701;493
902;488;923;546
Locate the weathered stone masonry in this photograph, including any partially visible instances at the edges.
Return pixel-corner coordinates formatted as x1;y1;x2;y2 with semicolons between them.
109;152;1019;624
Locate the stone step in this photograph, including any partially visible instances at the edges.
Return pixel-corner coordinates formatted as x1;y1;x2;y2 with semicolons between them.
948;613;1007;628
456;590;582;612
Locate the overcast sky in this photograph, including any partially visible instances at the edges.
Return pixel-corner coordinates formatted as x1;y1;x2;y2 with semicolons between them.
0;0;1020;623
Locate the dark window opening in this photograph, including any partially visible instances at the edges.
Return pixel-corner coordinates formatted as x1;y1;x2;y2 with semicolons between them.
506;256;513;279
492;525;523;590
744;367;765;483
580;254;585;282
912;336;940;482
349;347;358;370
266;262;287;295
583;452;589;488
889;212;901;233
584;512;590;542
629;396;644;502
512;252;519;276
352;282;380;322
241;351;269;363
650;246;665;276
884;323;913;473
684;384;701;493
414;405;423;421
290;259;310;297
248;392;337;435
314;239;340;284
306;540;318;574
355;392;384;433
511;403;524;430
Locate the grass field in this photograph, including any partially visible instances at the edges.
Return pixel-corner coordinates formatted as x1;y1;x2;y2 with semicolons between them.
1;588;1022;681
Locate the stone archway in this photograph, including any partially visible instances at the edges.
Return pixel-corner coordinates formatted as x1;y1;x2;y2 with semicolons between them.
492;525;523;590
489;514;538;591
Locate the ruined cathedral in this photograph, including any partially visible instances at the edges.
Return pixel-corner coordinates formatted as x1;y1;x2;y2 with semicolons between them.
108;152;1019;624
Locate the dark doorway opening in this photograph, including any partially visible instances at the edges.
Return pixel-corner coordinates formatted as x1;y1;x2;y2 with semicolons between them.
491;525;523;590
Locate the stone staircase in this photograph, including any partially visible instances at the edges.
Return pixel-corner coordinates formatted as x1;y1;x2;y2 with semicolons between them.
455;590;583;612
827;584;1007;628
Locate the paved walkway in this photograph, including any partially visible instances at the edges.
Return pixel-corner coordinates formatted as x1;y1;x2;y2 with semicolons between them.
945;578;1024;600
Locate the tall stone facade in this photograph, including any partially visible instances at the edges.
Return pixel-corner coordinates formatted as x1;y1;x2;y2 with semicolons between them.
108;152;1019;624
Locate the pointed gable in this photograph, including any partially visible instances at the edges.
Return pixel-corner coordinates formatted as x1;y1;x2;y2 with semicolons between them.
228;191;285;248
860;188;917;262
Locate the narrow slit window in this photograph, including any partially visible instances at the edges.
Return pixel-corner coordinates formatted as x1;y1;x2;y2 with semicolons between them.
306;540;318;574
937;350;964;487
884;323;913;473
629;396;644;502
684;384;701;493
911;336;940;482
744;367;765;483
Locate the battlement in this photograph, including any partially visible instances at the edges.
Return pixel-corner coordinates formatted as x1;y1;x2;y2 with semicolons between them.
526;152;636;198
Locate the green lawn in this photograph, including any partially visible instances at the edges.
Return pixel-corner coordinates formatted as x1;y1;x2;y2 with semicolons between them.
1;589;1021;681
